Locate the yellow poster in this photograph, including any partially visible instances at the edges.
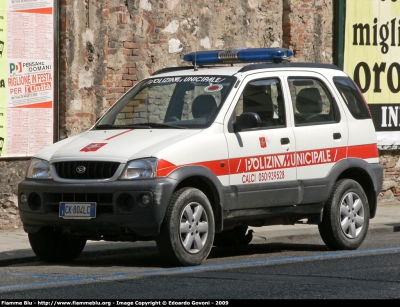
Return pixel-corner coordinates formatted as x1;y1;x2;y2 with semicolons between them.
344;0;400;148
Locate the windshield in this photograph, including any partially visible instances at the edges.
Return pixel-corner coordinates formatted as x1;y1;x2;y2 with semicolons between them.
95;75;236;129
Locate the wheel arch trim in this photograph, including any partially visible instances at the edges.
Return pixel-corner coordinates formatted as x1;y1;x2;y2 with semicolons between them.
166;165;229;232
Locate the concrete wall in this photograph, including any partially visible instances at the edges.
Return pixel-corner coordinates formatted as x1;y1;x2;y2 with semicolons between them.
0;0;394;229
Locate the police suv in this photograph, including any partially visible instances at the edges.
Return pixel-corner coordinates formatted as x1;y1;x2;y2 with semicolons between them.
18;48;383;266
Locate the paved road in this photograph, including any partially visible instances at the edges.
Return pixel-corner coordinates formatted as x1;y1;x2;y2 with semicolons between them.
1;202;399;265
1;225;400;299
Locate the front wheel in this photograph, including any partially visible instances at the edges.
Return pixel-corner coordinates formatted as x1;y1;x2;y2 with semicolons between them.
318;179;369;250
156;187;215;266
28;227;87;262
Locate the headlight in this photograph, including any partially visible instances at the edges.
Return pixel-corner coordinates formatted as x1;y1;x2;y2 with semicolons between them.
26;158;52;179
120;158;157;179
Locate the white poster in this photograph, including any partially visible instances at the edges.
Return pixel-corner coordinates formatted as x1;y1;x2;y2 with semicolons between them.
0;0;54;157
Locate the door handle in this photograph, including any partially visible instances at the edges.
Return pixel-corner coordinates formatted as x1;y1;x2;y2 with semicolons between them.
281;137;290;145
333;133;341;140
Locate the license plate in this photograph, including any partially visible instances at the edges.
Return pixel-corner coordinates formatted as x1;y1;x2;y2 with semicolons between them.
59;202;96;219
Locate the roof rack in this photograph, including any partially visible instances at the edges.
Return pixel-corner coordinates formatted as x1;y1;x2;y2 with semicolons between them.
151;65;234;76
151;66;195;76
151;56;341;76
238;62;340;73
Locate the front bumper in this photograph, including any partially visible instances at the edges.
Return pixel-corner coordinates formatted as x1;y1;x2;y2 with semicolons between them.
18;177;177;240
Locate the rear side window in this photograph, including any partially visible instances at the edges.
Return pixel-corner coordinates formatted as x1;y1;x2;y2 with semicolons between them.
288;77;337;125
333;76;370;120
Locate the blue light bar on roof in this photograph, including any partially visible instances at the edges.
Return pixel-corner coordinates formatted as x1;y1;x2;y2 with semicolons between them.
183;47;293;65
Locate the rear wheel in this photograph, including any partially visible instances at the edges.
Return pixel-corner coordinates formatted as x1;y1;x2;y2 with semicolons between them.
156;187;215;266
28;227;87;262
318;179;369;250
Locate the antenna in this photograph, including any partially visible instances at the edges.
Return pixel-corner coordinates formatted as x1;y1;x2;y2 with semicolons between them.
191;5;198;71
194;50;198;71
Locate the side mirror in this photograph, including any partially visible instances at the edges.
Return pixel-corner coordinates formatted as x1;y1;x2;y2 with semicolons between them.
233;112;261;132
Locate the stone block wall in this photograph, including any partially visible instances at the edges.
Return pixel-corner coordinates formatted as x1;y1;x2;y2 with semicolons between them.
0;0;396;229
378;151;400;204
0;160;29;229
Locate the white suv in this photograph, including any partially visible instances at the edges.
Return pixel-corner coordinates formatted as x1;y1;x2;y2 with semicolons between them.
18;48;383;266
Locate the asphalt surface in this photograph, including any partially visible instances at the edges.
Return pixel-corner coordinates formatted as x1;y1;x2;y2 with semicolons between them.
1;202;399;265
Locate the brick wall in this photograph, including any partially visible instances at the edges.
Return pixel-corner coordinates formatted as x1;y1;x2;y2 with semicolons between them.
283;0;333;62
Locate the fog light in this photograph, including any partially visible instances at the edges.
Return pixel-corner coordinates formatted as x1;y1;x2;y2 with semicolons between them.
20;193;27;203
117;193;135;212
28;193;42;211
142;195;151;206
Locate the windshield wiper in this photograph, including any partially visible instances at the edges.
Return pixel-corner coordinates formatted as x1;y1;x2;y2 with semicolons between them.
127;122;187;129
95;123;187;130
94;124;120;130
94;124;150;130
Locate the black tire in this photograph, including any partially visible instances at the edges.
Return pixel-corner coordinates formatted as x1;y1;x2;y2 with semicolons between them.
28;227;87;262
318;179;370;250
213;225;248;247
156;187;215;266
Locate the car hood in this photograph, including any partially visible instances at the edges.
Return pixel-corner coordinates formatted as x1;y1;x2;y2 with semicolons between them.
35;129;201;163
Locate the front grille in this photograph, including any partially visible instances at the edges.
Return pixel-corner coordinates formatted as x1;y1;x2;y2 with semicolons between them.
54;161;120;179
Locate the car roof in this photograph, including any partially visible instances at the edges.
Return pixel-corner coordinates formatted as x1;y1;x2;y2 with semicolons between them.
151;62;343;78
152;65;243;77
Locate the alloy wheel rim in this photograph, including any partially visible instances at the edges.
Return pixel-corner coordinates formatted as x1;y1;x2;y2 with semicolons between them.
340;192;364;239
179;202;209;253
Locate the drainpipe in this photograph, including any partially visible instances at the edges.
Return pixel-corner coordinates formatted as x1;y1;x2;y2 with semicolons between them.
333;0;345;70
